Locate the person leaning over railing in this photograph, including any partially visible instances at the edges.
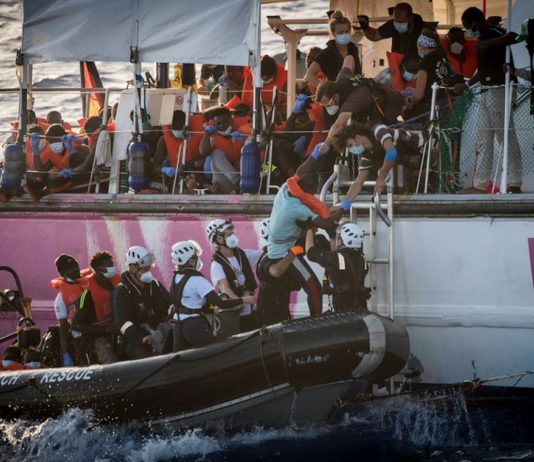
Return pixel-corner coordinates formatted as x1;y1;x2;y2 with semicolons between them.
332;121;426;206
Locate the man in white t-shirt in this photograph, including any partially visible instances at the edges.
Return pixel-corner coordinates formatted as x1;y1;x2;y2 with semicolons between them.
207;219;263;333
170;240;255;352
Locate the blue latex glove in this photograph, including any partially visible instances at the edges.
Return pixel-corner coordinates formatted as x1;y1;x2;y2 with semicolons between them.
340;198;352;213
62;352;74;367
400;87;415;98
61;134;83;154
230;131;246;142
59;168;72;179
218;74;229;86
293;135;308;158
161;159;170;168
30;132;41;156
310;142;325;160
204;125;218;135
161;166;177;177
293;93;309;114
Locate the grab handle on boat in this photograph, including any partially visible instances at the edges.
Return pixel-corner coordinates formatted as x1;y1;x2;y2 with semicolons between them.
374;193;391;227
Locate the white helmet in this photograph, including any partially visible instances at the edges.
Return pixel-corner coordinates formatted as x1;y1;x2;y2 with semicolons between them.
171;240;202;266
206;219;234;242
126;246;155;268
338;223;364;249
260;218;270;240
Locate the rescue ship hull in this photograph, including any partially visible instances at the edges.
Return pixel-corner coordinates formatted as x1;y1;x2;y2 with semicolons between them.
0;311;410;429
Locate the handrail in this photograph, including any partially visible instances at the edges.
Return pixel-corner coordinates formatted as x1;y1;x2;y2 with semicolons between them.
374;193;392;227
319;171;337;204
0;87;125;94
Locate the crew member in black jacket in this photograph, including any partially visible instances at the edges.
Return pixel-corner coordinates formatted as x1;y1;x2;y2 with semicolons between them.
113;246;171;360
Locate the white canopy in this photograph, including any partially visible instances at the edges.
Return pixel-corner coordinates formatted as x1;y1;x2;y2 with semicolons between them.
22;0;261;66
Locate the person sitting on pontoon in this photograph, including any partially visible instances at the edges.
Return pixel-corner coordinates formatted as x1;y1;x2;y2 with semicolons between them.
25;124;91;202
200;106;249;194
332;121;426;204
170;240;255;351
113;246;171;360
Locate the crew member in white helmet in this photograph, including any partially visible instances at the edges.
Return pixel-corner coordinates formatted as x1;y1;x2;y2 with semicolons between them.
305;223;369;312
113;246;171;360
206;219;263;333
170;240;255;351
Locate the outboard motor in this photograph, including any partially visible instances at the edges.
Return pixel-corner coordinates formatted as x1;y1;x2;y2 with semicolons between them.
128;140;150;192
240;142;260;194
0;143;25;193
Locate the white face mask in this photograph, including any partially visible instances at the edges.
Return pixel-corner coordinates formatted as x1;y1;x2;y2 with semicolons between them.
65;277;76;283
2;360;16;368
349;144;365;155
402;69;417;82
195;258;203;271
172;129;183;139
394;21;409;34
25;361;41;369
335;33;351;46
225;234;239;249
326;105;339;116
450;42;464;55
49;142;64;154
102;266;116;278
139;271;153;284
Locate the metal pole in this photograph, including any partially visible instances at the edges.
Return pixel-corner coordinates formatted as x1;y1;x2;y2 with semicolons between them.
499;0;512;194
424;82;439;193
252;2;263;140
285;38;297;118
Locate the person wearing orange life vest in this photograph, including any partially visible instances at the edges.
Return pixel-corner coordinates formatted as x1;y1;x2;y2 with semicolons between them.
49;254;92;367
1;346;25;372
200;106;248;194
25;124;90;202
70;251;121;364
241;55;287;114
441;27;478;79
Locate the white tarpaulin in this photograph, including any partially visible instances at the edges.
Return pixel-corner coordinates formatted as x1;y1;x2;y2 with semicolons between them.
22;0;260;65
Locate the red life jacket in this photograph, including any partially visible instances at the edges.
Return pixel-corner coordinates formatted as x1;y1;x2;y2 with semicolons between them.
86;273;120;325
47;146;72;170
25;139;49;169
241;63;287;108
162;126;185;167
441;39;477;79
50;268;93;320
305;103;327;157
210;118;250;163
387;52;417;92
287;175;330;219
1;362;25;372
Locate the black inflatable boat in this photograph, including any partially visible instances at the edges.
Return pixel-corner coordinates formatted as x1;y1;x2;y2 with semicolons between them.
0;311;409;429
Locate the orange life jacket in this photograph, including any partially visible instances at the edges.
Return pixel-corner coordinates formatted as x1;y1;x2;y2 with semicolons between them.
387;51;417;92
162;126;185;167
210;118;249;163
49;268;93;319
441;38;477;79
47;146;72;170
25;138;49;169
86;273;120;325
287;176;330;219
241;63;287;109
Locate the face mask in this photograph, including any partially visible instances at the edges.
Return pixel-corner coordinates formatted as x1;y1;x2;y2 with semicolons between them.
394;21;409;34
102;266;116;279
326;105;339;116
195;258;203;271
349;144;365;155
2;360;15;368
467;30;479;38
50;142;64;154
38;139;47;151
139;271;153;284
172;129;183;139
25;361;40;369
65;277;76;283
335;33;351;46
402;69;416;81
262;77;274;85
450;42;464;55
418;50;426;59
225;234;239;249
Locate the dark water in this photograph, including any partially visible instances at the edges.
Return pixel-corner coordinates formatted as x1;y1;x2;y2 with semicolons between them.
2;392;534;462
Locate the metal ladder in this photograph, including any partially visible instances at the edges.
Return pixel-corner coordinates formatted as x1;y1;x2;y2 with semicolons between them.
320;164;395;320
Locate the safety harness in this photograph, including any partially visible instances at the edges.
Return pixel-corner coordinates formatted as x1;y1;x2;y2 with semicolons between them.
212;248;257;297
170;268;211;315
